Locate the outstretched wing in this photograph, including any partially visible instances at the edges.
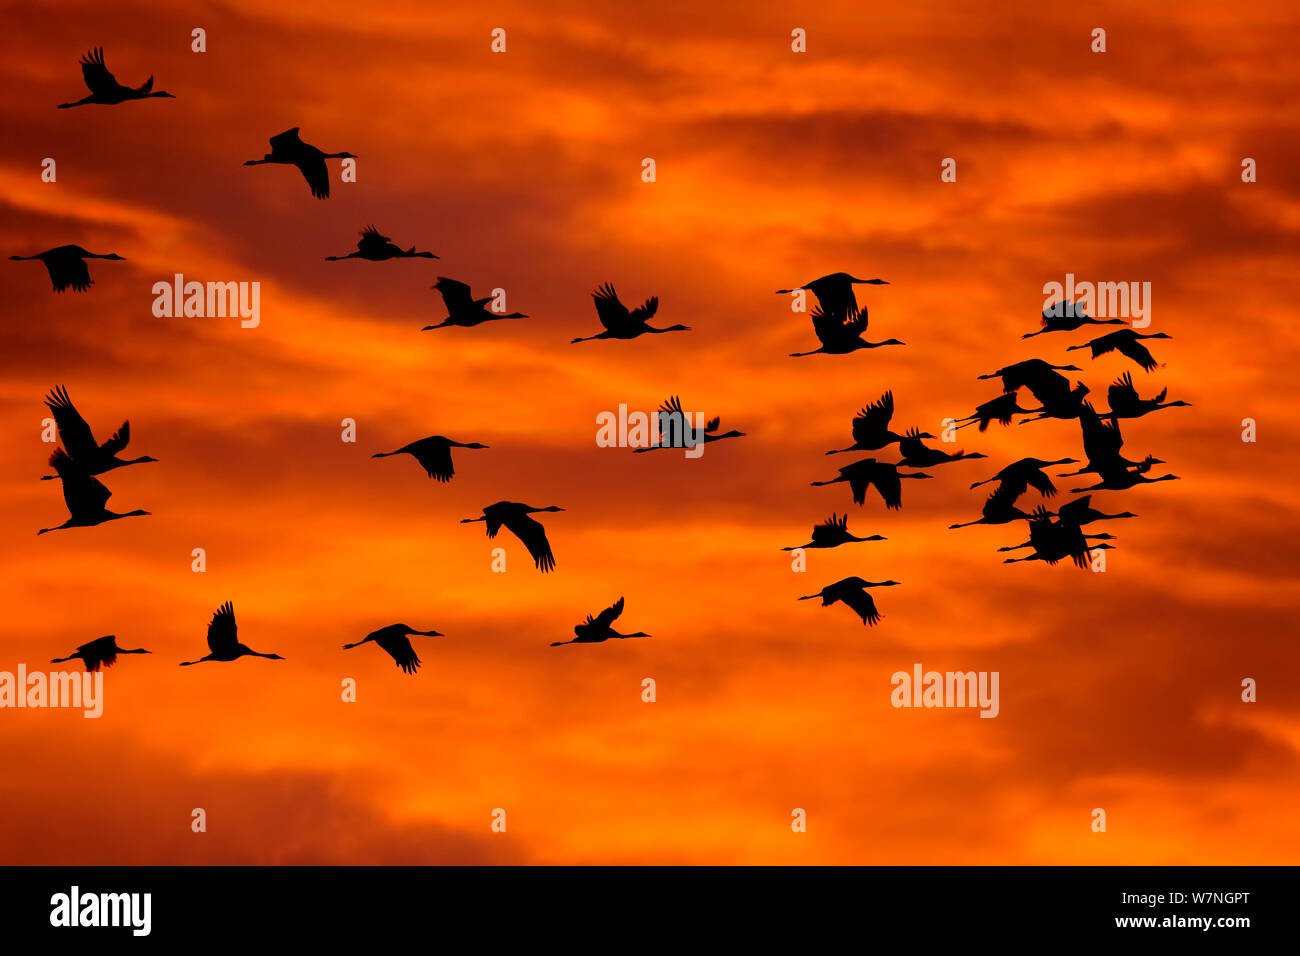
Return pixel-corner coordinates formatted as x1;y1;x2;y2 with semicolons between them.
851;391;894;442
592;597;625;628
48;254;92;293
592;284;630;330
207;602;238;655
435;277;475;313
504;513;555;572
79;48;119;95
299;154;330;199
867;462;903;510
1116;336;1158;371
50;447;110;516
1023;467;1057;497
377;634;421;674
100;421;131;456
409;438;454;482
44;386;99;459
74;635;118;671
838;587;881;626
629;296;658;323
1108;372;1138;412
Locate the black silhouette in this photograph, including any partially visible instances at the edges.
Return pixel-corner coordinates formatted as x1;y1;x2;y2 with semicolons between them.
776;273;888;321
326;226;437;261
343;624;443;674
571;284;688;343
1023;301;1123;338
895;428;986;467
1070;456;1178;493
969;457;1078;498
57;48;173;108
949;484;1043;529
977;359;1082;394
811;458;931;510
423;277;527;330
40;386;156;480
633;395;744;452
1104;372;1190;419
51;635;149;672
39;449;149;535
551;597;649;646
799;577;899;626
1061;403;1157;478
790;307;904;357
180;602;284;665
1000;507;1115;568
461;501;563;572
1016;380;1091;424
11;246;123;292
1066;329;1171;372
826;392;906;453
244;128;356;199
372;436;488;482
1056;495;1138;526
953;392;1035;431
781;514;885;551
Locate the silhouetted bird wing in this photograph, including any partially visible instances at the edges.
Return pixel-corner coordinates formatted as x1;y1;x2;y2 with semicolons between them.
630;297;658;323
268;128;304;152
866;463;902;509
50;448;110;516
1115;336;1158;371
852;391;894;442
79;48;119;95
407;438;454;482
207;602;238;655
808;515;846;546
100;421;131;456
47;252;92;293
74;635;118;670
298;154;330;199
44;386;99;459
592;597;625;628
1108;372;1137;412
1023;369;1070;407
503;512;555;572
435;277;476;313
838;587;881;626
592;283;631;330
375;633;420;674
1024;467;1056;496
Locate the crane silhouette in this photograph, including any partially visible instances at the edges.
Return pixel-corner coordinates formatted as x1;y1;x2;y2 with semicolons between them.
799;577;899;626
775;273;888;321
343;624;443;674
51;635;149;672
11;246;123;292
969;457;1077;497
811;458;931;510
1104;372;1190;419
781;514;885;550
633;395;744;452
826;392;906;453
790;307;903;357
551;597;650;646
1070;456;1179;493
38;449;149;535
953;392;1036;431
571;283;688;343
977;359;1082;392
1016;381;1091;424
1000;507;1115;567
1055;495;1138;525
57;48;174;108
40;386;157;479
949;484;1045;529
244;128;356;199
1023;301;1124;338
1060;403;1157;478
423;277;527;330
461;501;564;572
325;226;438;261
1066;329;1171;372
895;428;986;467
372;436;488;482
181;602;285;665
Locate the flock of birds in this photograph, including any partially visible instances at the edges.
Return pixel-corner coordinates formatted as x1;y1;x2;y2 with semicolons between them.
24;47;1187;671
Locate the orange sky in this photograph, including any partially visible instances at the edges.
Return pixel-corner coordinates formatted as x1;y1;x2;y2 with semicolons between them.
1;0;1298;864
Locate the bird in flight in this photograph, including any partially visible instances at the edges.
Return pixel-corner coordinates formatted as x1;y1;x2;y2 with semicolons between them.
811;458;931;510
1103;371;1190;419
461;501;564;572
372;435;488;482
949;483;1045;529
40;386;157;480
781;514;885;551
423;277;528;330
1066;329;1171;372
977;359;1082;394
38;449;149;535
11;245;124;293
826;392;907;454
571;283;688;343
51;635;150;672
634;395;745;452
1055;495;1138;526
776;273;888;322
969;457;1078;498
1060;402;1158;479
895;428;986;468
799;577;899;626
180;602;285;665
343;624;443;674
790;307;904;357
57;48;174;108
326;226;438;261
953;392;1036;431
551;597;650;646
1070;455;1179;493
999;507;1116;568
1024;301;1124;338
244;128;356;199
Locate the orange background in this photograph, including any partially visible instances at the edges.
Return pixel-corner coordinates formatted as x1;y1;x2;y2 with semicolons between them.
1;0;1298;863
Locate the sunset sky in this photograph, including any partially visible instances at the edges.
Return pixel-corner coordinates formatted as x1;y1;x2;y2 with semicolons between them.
1;0;1298;864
